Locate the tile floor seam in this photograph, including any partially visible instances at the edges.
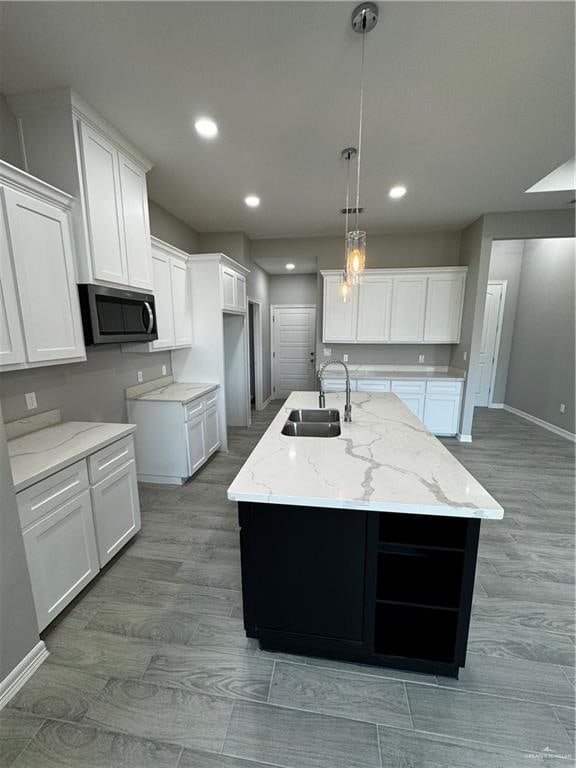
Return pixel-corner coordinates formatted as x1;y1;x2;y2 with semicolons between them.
5;716;47;768
218;699;237;755
402;681;415;730
410;724;574;756
266;660;277;703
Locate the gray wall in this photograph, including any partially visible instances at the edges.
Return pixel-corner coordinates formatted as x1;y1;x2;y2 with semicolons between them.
0;346;171;424
488;240;524;403
149;200;199;253
0;402;39;682
0;92;23;167
269;274;317;305
505;238;575;432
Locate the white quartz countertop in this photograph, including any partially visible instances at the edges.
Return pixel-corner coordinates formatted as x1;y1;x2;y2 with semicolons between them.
126;382;218;404
8;421;136;493
320;365;465;381
227;392;503;520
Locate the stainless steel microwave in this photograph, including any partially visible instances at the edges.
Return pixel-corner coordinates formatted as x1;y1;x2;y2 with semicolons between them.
78;284;158;345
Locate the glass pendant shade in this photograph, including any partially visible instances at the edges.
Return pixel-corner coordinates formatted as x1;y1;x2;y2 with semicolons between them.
339;270;353;303
345;230;366;284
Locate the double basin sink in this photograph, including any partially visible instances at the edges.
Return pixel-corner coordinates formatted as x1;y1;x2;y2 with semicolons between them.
281;409;341;438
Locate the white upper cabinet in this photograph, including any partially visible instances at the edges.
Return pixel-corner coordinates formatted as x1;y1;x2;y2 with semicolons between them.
322;268;466;345
323;273;358;342
424;271;466;343
9;88;153;292
124;237;192;353
356;274;392;342
389;275;427;342
221;264;248;313
0;161;86;371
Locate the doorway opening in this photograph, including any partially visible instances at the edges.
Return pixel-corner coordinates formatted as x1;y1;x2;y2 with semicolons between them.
247;299;264;411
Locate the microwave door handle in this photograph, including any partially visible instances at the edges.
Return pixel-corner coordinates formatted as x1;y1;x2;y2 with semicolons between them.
143;302;154;333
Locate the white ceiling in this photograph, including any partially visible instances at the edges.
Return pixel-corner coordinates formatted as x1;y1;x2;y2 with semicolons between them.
0;2;573;240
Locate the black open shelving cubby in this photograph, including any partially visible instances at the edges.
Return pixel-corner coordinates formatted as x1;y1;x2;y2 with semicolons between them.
374;602;459;663
378;511;467;550
376;550;465;610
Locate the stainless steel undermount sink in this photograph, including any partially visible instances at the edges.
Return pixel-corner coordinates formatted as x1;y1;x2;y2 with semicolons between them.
288;409;340;424
281;421;341;438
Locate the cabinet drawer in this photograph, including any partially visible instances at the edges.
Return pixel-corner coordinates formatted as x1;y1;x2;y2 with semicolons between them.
203;391;218;411
88;436;135;484
426;380;463;395
356;379;391;392
17;460;89;530
322;378;357;393
391;380;426;395
185;398;205;421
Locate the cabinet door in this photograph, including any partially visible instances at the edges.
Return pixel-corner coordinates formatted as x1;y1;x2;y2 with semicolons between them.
3;188;85;363
394;393;425;420
423;394;461;435
221;266;236;310
118;152;153;291
22;489;99;631
78;122;128;285
205;406;220;456
187;414;206;475
356;379;391;392
390;276;427;342
424;273;466;343
235;274;246;311
0;192;26;366
150;250;175;350
171;257;193;347
91;459;141;566
357;275;392;342
323;274;358;342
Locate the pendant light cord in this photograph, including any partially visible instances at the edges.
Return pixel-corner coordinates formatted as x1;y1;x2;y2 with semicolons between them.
345;152;351;241
355;15;367;232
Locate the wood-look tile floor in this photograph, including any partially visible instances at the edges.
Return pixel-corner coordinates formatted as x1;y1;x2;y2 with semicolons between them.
3;404;575;767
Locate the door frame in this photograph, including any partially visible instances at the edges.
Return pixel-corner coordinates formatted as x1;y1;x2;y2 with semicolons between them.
247;297;264;411
270;304;317;400
482;280;507;408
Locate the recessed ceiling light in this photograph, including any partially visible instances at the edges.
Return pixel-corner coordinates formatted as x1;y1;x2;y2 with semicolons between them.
285;263;295;271
389;185;407;199
194;118;218;139
245;195;260;208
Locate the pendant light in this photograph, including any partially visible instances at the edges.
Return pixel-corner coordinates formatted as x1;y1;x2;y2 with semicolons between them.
341;2;378;296
340;147;356;302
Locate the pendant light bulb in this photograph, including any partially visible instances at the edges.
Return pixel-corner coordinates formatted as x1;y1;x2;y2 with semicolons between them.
345;230;366;284
340;271;353;303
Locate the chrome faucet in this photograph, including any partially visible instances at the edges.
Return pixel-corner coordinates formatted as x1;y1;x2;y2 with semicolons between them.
318;360;352;422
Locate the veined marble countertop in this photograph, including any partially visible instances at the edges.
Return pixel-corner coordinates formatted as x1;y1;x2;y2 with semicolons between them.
126;381;218;404
319;365;466;381
228;392;503;520
8;421;136;493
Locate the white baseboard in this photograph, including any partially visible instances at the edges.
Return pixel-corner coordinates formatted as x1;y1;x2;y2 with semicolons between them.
503;404;576;443
0;641;48;710
457;433;473;443
489;402;504;409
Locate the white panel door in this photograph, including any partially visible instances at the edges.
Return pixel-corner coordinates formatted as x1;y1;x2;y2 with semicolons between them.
119;152;153;291
221;266;236;310
424;273;466;342
22;489;99;631
323;274;358;342
3;188;85;363
79;122;127;285
390;276;427;342
151;250;175;350
423;394;461;435
91;459;141;566
356;275;393;342
475;282;504;406
205;406;220;456
171;258;193;347
273;306;317;399
0;191;25;366
187;414;206;474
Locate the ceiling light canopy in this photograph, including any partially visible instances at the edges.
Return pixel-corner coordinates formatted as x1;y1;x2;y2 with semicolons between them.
245;195;260;208
194;117;218;139
285;263;296;271
389;185;407;199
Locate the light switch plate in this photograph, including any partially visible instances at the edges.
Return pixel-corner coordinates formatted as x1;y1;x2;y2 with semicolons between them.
343;354;349;363
323;348;332;357
162;365;167;376
560;403;566;413
137;371;144;383
25;392;37;410
418;354;425;364
463;351;468;361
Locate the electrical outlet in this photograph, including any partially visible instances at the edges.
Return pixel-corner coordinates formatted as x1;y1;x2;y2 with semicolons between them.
560;403;566;414
137;371;144;383
343;353;349;363
323;348;332;357
162;365;167;376
25;392;37;410
418;354;425;364
463;351;468;361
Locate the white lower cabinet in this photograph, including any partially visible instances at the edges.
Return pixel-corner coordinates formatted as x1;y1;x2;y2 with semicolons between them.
187;413;206;474
21;489;99;632
205;406;221;456
91;459;140;566
17;435;140;631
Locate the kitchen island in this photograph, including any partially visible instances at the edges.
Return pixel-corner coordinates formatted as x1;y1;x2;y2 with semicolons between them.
228;392;503;678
